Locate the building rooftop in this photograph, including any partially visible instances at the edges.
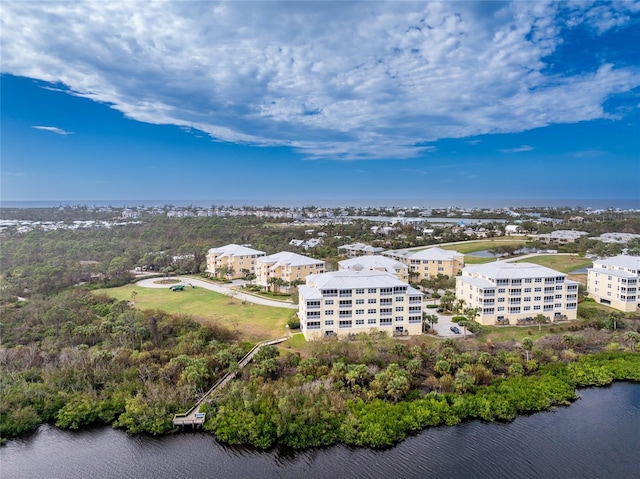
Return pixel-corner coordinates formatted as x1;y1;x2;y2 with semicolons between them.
304;270;423;294
592;255;640;272
258;251;324;268
207;243;265;257
462;261;568;280
338;255;407;274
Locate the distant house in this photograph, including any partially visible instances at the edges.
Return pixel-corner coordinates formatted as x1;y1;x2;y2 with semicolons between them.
206;244;265;279
505;224;522;235
587;255;640;312
530;230;589;244
338;255;409;282
256;251;325;291
338;242;384;257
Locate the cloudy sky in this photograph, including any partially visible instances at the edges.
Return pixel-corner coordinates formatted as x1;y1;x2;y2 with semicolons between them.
1;1;639;207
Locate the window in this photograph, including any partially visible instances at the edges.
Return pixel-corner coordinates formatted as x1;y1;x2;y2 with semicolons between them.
535;287;542;292
307;300;321;308
534;296;541;301
498;288;506;293
524;288;532;293
325;310;334;315
368;288;377;293
339;320;352;328
524;297;531;302
356;309;364;315
395;296;404;302
325;299;334;305
497;306;505;312
395;306;404;312
355;288;365;294
324;320;334;326
567;303;577;309
356;319;365;325
368;308;377;314
555;294;562;299
380;318;392;326
307;321;321;330
523;306;531;311
534;305;541;310
395;316;404;322
307;311;320;318
356;299;365;305
368;318;377;324
498;297;505;303
339;300;352;307
409;316;421;324
368;298;377;304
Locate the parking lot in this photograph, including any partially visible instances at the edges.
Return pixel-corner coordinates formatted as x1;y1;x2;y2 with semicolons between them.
424;307;474;339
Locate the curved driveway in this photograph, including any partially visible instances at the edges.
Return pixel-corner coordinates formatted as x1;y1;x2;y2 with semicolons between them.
136;277;298;309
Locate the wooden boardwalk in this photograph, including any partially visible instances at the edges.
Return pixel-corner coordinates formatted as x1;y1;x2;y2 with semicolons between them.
173;336;288;428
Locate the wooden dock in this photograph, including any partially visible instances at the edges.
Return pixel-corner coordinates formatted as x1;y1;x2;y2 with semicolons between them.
173;336;288;428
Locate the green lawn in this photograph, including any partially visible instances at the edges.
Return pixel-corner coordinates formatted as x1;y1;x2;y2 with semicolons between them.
94;284;294;341
514;255;592;274
439;239;528;254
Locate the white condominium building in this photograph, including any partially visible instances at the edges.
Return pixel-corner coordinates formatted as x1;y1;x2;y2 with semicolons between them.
338;255;409;282
206;244;266;279
298;270;424;340
587;255;640;312
456;262;579;325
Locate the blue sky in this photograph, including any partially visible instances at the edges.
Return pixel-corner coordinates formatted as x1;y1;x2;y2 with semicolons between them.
1;1;639;207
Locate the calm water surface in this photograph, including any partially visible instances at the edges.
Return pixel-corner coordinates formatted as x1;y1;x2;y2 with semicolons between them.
2;383;639;479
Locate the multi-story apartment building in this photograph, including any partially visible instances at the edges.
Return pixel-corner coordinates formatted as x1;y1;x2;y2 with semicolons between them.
338;255;409;282
206;244;265;279
298;270;424;340
455;262;579;325
385;247;464;281
256;251;325;291
587;255;640;312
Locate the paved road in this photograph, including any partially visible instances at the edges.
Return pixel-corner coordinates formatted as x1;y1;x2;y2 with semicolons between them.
136;277;298;309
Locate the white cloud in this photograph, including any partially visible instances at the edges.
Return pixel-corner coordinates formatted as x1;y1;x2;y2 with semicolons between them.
32;126;74;135
499;145;534;153
2;1;639;159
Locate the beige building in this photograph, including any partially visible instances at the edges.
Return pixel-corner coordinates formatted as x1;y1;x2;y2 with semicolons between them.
298;270;424;340
386;247;464;281
455;262;579;325
256;251;325;291
206;244;265;279
587;255;640;312
338;255;409;282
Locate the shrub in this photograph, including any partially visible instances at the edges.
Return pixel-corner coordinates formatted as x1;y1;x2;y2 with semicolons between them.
287;318;301;330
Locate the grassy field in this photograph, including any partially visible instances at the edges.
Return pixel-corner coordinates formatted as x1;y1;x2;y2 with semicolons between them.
438;238;528;254
514;254;592;274
94;284;294;341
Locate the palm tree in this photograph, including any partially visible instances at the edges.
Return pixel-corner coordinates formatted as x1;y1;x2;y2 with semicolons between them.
534;313;547;332
439;290;456;313
521;338;533;361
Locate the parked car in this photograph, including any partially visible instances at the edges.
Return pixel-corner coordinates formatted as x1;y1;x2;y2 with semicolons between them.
450;326;460;334
436;309;444;313
170;284;184;291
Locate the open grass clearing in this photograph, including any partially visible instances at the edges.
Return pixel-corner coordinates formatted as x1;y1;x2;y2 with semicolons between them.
514;254;592;274
438;239;528;254
93;284;293;341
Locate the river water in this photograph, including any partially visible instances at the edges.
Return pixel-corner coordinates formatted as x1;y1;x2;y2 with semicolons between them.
2;383;638;479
